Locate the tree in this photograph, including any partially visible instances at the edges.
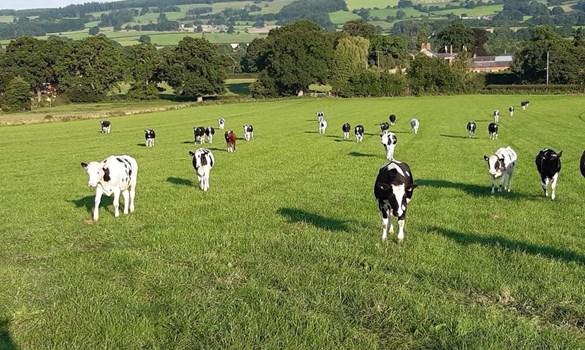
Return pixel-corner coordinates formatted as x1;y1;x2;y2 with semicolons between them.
407;54;465;95
251;20;334;96
0;37;54;91
138;34;151;43
342;19;376;40
89;26;100;36
436;22;475;53
124;43;160;100
369;34;408;69
242;38;268;73
157;37;227;98
2;76;32;112
330;36;370;92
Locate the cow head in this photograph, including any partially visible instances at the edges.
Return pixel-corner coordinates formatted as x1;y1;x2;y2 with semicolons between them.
484;154;505;177
81;161;108;187
381;132;397;146
375;182;417;218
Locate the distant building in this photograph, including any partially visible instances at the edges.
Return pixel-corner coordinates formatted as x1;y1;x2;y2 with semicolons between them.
469;54;513;72
419;43;457;64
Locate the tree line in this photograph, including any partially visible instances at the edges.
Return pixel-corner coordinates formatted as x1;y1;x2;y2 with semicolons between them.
1;20;584;112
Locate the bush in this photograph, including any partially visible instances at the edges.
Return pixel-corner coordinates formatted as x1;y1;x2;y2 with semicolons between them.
2;76;32;112
127;83;159;100
65;85;106;102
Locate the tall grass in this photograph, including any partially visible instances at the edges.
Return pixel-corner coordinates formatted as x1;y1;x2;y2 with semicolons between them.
0;95;584;348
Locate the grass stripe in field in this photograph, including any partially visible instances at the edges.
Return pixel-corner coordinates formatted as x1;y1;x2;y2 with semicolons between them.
0;95;585;348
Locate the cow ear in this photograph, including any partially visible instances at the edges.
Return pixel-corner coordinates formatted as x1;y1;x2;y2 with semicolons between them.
189;151;195;156
483;156;489;161
408;184;418;191
557;151;563;158
81;162;88;169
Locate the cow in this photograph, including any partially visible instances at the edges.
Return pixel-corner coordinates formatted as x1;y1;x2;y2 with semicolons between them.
466;121;476;138
380;122;390;133
101;120;111;134
508;106;514;117
374;160;417;242
488;123;498;140
218;118;226;130
193;126;206;144
80;155;138;222
316;111;324;120
225;130;236;152
205;127;215;144
521;100;529;110
342;123;351;140
381;131;397;160
535;149;562;200
319;118;328;134
484;146;517;194
410;118;419;134
189;148;215;192
493;110;500;123
144;129;155;147
389;114;397;126
243;124;254;141
581;150;585;178
355;125;364;143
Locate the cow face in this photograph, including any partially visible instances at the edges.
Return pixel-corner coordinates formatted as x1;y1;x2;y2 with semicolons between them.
484;154;505;177
376;182;417;218
81;161;105;187
381;132;397;146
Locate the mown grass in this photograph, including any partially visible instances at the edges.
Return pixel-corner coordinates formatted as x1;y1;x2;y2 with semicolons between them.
1;95;585;348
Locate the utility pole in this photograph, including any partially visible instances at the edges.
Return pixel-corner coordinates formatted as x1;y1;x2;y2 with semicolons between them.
546;50;550;85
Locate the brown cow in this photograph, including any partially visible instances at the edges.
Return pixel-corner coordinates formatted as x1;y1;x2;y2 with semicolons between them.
225;130;236;153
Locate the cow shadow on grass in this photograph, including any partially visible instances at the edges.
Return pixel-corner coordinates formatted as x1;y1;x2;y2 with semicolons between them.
440;134;470;139
417;179;537;200
166;177;194;187
70;195;112;214
277;208;350;232
348;151;378;158
0;318;17;350
136;143;147;147
431;226;585;265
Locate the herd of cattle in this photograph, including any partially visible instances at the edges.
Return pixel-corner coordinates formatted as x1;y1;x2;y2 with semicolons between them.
87;106;585;242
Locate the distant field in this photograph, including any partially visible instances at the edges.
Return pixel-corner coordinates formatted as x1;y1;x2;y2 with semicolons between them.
370;7;426;19
329;10;362;25
432;4;503;17
1;95;585;348
0;15;13;23
345;0;399;10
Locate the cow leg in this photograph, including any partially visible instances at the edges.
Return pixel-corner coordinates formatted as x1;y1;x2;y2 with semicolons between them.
551;173;559;200
129;185;136;213
93;187;103;221
112;188;121;217
397;218;405;243
506;171;514;192
498;175;506;192
491;176;496;194
122;189;130;215
541;176;549;197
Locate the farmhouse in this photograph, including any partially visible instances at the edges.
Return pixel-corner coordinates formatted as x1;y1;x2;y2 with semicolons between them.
419;42;457;64
469;54;513;72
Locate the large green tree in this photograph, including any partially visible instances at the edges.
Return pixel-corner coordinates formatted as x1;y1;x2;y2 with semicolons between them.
2;76;32;112
436;22;476;53
1;37;54;90
157;37;227;98
330;36;370;92
251;20;334;96
124;42;160;100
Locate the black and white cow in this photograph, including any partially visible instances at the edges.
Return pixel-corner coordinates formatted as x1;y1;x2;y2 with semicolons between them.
493;110;500;123
508;106;514;117
218;118;226;130
80;155;138;222
101;120;111;134
243;124;254;141
205;126;215;143
342;123;351;140
189;148;215;192
193;126;206;144
521;100;529;110
144;129;155;147
488;122;498;140
374;160;417;242
410;118;419;134
319;118;328;134
389;114;397;126
355;124;364;143
581;150;585;178
535;149;562;200
380;122;390;133
466;121;476;138
484;146;517;194
381;131;397;160
316;111;324;120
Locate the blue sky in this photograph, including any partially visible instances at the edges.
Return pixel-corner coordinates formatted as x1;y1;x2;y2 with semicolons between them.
0;0;118;11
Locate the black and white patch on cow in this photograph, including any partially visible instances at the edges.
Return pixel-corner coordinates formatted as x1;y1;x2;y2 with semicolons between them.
380;122;389;133
243;124;254;141
374;160;417;242
381;131;397;160
354;124;364;143
101;120;111;134
535;148;562;199
581;150;585;178
144;129;156;147
319;118;328;134
484;146;517;194
218;118;226;130
521;100;529;110
389;114;397;126
493;110;500;123
193;126;206;144
488;122;498;140
205;127;215;143
80;155;138;222
189;148;215;192
466;121;476;138
508;106;514;117
410;118;419;134
342;123;351;140
316;111;324;120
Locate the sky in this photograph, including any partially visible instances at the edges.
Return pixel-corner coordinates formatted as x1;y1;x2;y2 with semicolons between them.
0;0;118;11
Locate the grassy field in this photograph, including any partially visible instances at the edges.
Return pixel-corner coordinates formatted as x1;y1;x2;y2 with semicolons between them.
1;95;585;348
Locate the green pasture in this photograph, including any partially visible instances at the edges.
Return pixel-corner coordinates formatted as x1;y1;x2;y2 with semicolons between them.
1;95;585;348
329;10;362;25
432;4;504;17
345;0;399;10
